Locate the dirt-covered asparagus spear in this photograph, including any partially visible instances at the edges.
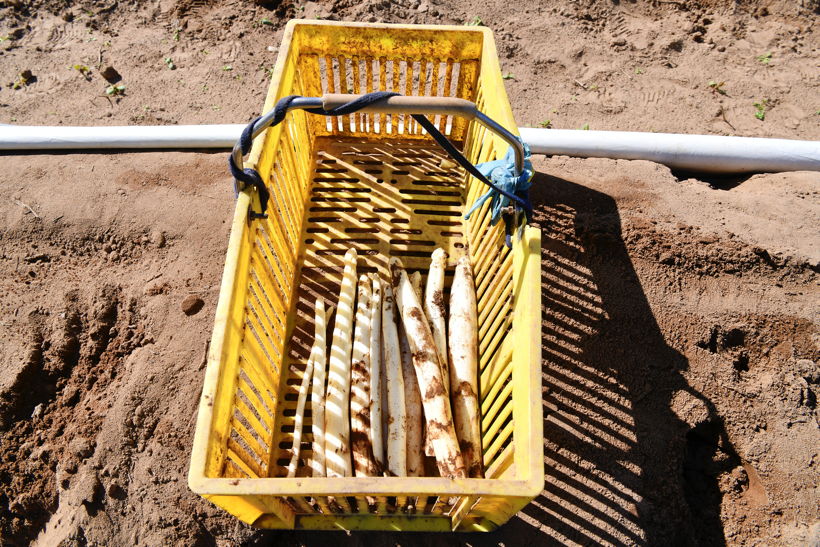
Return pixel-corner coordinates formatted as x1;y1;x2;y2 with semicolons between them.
410;269;435;458
399;318;424;477
310;300;329;477
425;248;449;397
351;275;379;476
325;249;357;478
368;274;386;473
390;257;466;479
409;271;423;303
382;282;407;476
287;356;313;478
448;255;484;478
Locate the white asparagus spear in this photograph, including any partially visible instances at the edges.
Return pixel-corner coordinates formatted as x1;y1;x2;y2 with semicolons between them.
368;274;386;473
425;248;449;398
410;269;435;458
390;257;466;479
351;275;379;476
409;271;423;302
310;300;329;477
382;282;407;476
449;255;484;478
325;248;357;478
287;356;313;477
400;318;424;477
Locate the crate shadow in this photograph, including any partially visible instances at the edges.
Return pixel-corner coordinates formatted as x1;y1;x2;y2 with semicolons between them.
240;171;733;546
494;170;732;546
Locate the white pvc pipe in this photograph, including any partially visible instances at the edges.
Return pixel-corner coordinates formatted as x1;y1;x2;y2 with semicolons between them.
519;128;820;173
0;124;246;150
1;124;818;173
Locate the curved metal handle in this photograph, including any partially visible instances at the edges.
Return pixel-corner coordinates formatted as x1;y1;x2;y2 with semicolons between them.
231;96;323;176
323;94;524;174
232;94;524;181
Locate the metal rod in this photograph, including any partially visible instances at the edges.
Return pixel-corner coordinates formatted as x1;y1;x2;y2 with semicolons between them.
474;111;526;174
231;97;323;174
231;94;526;184
321;94;525;174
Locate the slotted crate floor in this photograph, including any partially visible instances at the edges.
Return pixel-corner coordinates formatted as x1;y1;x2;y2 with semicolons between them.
271;136;471;479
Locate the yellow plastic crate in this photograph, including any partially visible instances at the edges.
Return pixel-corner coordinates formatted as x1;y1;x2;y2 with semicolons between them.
189;19;542;532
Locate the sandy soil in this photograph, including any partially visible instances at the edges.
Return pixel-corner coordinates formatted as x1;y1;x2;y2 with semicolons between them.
1;0;818;545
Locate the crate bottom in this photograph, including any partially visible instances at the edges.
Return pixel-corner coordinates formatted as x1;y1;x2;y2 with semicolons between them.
252;513;499;532
268;135;470;477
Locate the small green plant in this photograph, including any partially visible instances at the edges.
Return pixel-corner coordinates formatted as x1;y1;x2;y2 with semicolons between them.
708;80;727;95
464;16;483;26
635;67;645;75
164;57;176;70
753;99;768;121
756;51;772;64
502;72;515;80
222;65;233;71
0;35;10;42
581;123;590;130
105;84;126;96
260;18;273;25
71;63;90;75
815;109;820;115
11;70;34;90
172;28;181;41
589;84;599;91
538;120;552;128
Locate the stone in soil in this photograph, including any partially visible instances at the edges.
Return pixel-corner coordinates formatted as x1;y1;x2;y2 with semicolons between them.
181;295;204;316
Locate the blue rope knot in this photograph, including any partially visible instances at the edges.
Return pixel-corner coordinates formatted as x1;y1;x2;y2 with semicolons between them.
229;93;399;219
465;138;534;247
228;114;270;219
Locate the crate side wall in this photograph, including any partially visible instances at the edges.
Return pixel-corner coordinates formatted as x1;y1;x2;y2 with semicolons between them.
292;23;483;142
203;21;318;486
462;28;524;483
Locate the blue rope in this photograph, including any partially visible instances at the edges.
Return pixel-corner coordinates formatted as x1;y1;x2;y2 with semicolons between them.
411;115;533;247
464;138;534;246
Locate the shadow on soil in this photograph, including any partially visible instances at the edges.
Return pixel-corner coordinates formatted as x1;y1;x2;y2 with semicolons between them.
239;171;737;547
670;169;758;191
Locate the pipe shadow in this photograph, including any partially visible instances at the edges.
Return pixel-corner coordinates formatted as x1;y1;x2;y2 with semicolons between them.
670;169;758;190
238;170;737;546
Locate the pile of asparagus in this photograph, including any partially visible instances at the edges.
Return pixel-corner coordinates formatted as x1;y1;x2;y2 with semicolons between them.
287;248;483;480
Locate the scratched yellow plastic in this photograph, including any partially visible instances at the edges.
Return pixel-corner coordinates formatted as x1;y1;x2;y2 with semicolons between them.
188;20;542;532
